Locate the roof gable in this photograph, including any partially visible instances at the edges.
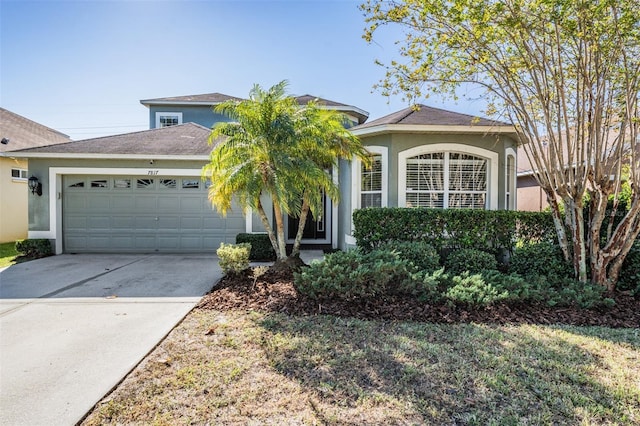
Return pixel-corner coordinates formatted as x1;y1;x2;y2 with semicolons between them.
354;104;510;130
12;123;217;157
0;108;71;152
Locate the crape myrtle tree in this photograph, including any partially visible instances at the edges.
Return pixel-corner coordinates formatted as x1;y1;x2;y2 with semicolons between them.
203;81;368;266
361;0;640;289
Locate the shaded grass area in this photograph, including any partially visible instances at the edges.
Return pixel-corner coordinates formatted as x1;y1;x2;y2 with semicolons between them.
0;241;19;268
83;309;640;425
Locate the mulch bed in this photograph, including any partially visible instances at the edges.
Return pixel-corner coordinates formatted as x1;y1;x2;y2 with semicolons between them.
197;268;640;328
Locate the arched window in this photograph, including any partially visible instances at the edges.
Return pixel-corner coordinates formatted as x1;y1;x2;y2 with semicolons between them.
399;144;498;210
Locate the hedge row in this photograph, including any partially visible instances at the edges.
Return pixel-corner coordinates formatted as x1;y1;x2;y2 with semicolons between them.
353;208;556;253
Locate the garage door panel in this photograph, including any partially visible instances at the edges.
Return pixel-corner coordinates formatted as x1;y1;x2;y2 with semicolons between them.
181;217;203;229
134;236;156;249
157;216;179;229
112;217;135;229
180;197;203;210
88;198;110;211
112;195;134;210
87;236;111;250
134;216;158;229
158;196;179;210
157;237;180;249
65;194;87;210
135;196;157;210
87;216;110;229
63;175;245;253
65;216;87;230
112;236;134;247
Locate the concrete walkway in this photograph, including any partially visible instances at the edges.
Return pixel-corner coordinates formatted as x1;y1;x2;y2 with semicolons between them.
0;254;222;426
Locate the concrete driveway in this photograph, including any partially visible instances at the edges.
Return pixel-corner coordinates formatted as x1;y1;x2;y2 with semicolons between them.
0;254;221;426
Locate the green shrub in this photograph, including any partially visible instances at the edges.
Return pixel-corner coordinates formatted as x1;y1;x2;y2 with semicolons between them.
509;242;572;279
444;272;510;307
444;249;497;275
217;243;251;275
352;208;556;253
377;240;440;273
15;239;52;258
541;276;615;309
294;249;412;301
618;240;640;294
393;268;450;303
236;233;276;261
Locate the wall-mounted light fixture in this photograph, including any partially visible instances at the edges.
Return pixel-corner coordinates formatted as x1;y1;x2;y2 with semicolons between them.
28;176;42;196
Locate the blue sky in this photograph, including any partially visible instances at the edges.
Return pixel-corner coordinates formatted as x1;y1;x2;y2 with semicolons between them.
1;0;488;140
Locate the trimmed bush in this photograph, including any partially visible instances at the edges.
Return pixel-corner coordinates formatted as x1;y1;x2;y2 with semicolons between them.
445;272;509;307
509;242;572;279
444;249;497;275
294;249;412;301
236;233;276;261
353;208;556;253
394;268;449;303
217;243;251;275
377;240;440;273
15;239;52;258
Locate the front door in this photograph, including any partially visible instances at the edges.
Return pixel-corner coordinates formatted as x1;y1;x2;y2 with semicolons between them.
286;194;329;242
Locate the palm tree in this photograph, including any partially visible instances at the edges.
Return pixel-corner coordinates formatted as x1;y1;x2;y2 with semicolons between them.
203;81;368;265
289;101;369;257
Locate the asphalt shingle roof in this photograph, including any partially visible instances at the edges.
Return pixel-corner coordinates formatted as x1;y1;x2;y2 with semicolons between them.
353;104;511;129
0;108;71;152
140;93;243;105
14;123;217;156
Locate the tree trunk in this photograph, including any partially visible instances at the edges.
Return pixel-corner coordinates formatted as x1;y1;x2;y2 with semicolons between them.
566;198;588;282
272;200;288;259
291;198;310;257
547;195;571;263
256;200;281;258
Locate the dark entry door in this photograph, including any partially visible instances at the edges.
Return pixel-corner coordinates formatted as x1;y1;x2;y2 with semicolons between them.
287;195;327;240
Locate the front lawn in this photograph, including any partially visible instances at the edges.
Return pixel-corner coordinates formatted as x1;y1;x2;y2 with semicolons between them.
0;241;19;268
82;309;639;425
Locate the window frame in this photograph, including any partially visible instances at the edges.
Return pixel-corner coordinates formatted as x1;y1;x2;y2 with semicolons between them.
11;168;28;181
155;112;183;128
351;146;388;211
505;148;517;210
398;144;499;210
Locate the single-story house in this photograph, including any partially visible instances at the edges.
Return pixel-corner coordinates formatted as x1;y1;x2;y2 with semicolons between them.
0;108;71;243
5;93;519;254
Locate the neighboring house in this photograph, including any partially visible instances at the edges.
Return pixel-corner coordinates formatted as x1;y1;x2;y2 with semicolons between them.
0;108;71;243
516;131;639;211
8;94;518;254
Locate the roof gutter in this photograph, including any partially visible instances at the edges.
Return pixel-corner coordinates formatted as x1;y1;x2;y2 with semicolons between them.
0;152;210;161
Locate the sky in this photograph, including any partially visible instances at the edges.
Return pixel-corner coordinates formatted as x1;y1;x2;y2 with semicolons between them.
1;0;489;141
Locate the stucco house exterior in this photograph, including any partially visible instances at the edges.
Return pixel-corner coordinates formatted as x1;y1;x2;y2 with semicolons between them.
7;93;518;254
0;108;71;243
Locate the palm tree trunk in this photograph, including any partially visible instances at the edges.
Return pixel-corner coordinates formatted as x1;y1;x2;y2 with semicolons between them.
291;197;310;257
255;200;280;258
272;200;288;259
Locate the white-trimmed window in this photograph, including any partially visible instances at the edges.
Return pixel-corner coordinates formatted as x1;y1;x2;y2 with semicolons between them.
155;112;182;128
352;146;388;210
11;168;28;180
361;154;383;208
399;144;499;210
505;149;516;210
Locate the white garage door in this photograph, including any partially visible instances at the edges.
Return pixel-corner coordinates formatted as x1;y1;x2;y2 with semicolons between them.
62;175;244;253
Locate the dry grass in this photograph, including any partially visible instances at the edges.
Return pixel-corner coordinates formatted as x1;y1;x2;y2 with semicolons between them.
82;309;640;425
